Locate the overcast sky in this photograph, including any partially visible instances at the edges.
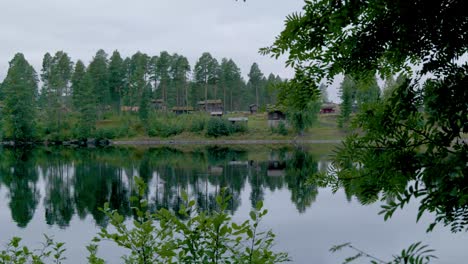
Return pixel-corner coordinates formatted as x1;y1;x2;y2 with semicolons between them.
0;0;340;102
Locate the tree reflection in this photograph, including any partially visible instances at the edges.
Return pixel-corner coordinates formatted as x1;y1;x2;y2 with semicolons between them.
0;145;329;228
0;148;40;228
285;148;319;213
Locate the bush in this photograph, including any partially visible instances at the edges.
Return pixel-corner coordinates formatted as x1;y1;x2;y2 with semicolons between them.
206;118;231;137
94;128;118;140
230;122;248;134
190;117;207;133
276;122;289;135
147;118;185;138
96;177;290;263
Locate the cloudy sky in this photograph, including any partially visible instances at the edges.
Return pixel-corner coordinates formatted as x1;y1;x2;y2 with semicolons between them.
0;0;340;101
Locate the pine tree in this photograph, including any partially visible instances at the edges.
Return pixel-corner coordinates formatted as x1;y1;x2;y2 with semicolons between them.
338;75;356;127
128;52;150;108
88;50;109;117
40;51;73;135
155;51;172;105
1;53;38;141
170;54;191;107
247;63;265;108
219;58;243;111
139;84;151;124
71;60;86;110
194;53;219;110
108;50;125;113
75;70;97;139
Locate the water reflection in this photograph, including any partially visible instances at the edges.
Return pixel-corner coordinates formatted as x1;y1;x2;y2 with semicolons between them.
0;146;328;228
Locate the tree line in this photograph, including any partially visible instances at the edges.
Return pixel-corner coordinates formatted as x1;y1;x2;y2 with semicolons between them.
0;51;285;141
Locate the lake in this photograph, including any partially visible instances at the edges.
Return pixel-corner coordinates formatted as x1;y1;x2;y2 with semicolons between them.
0;145;466;263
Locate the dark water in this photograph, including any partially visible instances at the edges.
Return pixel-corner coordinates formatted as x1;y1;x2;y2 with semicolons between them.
0;145;466;263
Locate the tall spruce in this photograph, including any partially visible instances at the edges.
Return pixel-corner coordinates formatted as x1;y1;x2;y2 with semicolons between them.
155;51;172;105
1;53;38;141
247;63;264;108
71;60;86;110
88;49;109;117
108;50;125;113
338;75;356;127
75;69;97;139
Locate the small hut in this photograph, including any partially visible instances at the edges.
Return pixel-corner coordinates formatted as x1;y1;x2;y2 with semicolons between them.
249;104;258;114
198;99;223;112
152;99;167;111
267;105;287;128
171;106;194;115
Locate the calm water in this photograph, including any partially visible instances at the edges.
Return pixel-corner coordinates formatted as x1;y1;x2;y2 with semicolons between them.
0;145;466;263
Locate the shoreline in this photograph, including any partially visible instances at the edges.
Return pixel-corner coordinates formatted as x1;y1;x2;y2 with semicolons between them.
110;139;342;146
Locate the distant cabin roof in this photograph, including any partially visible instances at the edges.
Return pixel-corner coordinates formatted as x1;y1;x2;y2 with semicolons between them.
266;104;286;113
197;99;222;105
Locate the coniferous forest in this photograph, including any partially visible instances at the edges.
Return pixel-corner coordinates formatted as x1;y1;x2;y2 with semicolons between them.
0;50;285;142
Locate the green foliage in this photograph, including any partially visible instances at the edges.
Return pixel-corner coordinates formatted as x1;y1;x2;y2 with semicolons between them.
95;177;289;264
330;242;437;264
206;118;231;138
0;235;66;264
1;53;38;142
108;50;125;113
248;62;265;108
40;51;73;136
264;0;468;234
74;71;97;140
189;115;208;133
147;114;185;138
139;85;151;123
271;121;288;136
287;100;321;135
88;50;110;116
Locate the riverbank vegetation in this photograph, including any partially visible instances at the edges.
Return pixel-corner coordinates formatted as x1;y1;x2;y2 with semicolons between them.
0;50;292;143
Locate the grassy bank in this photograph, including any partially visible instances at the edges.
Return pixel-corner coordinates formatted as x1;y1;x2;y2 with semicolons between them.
95;112;347;142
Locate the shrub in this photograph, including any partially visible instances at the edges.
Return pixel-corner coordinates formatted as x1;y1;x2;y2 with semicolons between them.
206;118;231;137
94;128;118;140
190;117;207;133
230;122;248;134
95;177;290;264
147;118;184;138
276;121;288;135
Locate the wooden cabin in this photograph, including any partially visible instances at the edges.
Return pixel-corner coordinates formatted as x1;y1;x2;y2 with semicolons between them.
198;99;223;112
152;99;167;111
171;106;194;115
249;104;258;114
267;110;287;128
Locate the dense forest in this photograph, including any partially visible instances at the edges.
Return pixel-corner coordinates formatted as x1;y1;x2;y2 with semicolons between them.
0;51;285;142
